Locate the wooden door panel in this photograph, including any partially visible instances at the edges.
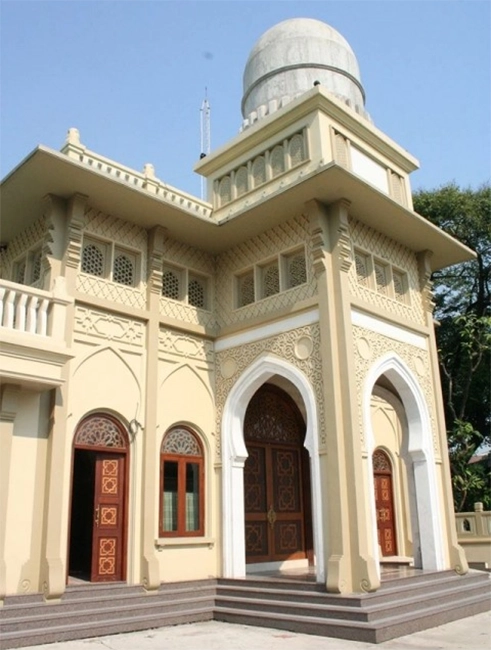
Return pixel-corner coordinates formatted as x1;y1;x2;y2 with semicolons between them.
374;473;397;556
91;454;125;581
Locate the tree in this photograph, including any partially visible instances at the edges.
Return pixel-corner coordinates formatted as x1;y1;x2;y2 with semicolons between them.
413;183;491;511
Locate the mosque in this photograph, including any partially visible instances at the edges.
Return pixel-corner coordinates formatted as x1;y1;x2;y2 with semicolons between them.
1;16;487;645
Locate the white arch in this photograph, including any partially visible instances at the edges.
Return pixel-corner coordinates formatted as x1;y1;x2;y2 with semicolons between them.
221;354;325;582
363;353;445;575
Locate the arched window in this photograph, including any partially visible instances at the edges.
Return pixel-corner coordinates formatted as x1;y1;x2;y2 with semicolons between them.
160;427;204;537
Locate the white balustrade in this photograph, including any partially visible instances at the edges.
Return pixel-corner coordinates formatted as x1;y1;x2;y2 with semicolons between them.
0;280;69;340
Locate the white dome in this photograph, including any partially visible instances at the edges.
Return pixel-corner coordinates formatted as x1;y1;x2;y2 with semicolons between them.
241;18;369;127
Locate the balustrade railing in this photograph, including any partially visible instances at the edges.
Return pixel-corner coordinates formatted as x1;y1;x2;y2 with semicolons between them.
0;279;71;342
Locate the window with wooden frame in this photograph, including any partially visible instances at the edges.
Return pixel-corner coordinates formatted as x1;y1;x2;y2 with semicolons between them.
160;427;204;537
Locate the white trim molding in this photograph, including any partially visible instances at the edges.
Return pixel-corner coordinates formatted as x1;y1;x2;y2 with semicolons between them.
351;308;428;350
215;308;319;353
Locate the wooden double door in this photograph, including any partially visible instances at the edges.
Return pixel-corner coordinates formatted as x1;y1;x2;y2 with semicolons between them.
69;415;128;582
243;384;312;564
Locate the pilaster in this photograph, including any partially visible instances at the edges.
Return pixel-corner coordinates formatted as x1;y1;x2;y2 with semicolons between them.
39;386;71;601
0;384;21;603
140;226;166;590
307;198;379;593
40;194;67;291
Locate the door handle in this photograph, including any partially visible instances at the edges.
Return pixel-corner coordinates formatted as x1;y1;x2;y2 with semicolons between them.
94;506;100;527
267;505;276;528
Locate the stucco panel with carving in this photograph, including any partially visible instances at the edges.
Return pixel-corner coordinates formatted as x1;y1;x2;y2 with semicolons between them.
215;323;324;460
353;325;439;456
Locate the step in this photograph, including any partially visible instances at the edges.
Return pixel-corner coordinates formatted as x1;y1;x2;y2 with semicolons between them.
1;606;213;650
1;594;214;633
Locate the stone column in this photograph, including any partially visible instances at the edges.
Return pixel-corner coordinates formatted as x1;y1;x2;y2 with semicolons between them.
140;226;166;591
307;199;379;593
0;384;21;603
417;251;468;574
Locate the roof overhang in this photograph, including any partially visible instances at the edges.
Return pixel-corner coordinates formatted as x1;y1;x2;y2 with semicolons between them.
1;146;474;272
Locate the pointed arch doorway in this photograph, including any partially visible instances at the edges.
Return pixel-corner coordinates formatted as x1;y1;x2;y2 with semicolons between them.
243;384;313;566
68;414;129;582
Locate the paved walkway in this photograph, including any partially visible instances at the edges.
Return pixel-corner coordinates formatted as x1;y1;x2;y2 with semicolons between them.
20;611;491;650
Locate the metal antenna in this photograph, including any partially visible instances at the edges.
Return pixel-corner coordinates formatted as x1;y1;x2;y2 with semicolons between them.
200;89;211;200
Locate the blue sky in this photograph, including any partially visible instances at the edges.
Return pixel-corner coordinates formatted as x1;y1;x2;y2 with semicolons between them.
1;0;490;198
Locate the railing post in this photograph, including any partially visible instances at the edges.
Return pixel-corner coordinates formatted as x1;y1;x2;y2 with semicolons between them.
3;291;16;329
37;299;50;336
15;293;28;331
26;296;39;334
0;288;5;327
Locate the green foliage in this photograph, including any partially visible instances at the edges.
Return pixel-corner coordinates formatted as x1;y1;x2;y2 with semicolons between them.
413;183;491;511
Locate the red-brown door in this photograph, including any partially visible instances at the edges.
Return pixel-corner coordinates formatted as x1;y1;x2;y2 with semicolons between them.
244;442;306;563
91;453;126;581
373;449;397;557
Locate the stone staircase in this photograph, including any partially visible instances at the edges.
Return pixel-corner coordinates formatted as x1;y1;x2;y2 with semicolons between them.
0;580;215;649
1;570;489;648
215;569;491;643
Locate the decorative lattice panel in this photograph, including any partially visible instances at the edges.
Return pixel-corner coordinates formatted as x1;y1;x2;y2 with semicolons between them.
270;145;285;178
113;253;135;286
219;176;232;206
188;275;206;309
289;134;305;167
373;449;391;471
162;267;181;300
348;217;425;324
235;166;248;197
82;242;105;276
286;251;307;288
77;273;146;309
215;214;317;327
245;387;304;445
162;427;201;456
2;216;46;282
238;271;255;307
262;262;280;298
75;415;127;448
252;156;266;187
